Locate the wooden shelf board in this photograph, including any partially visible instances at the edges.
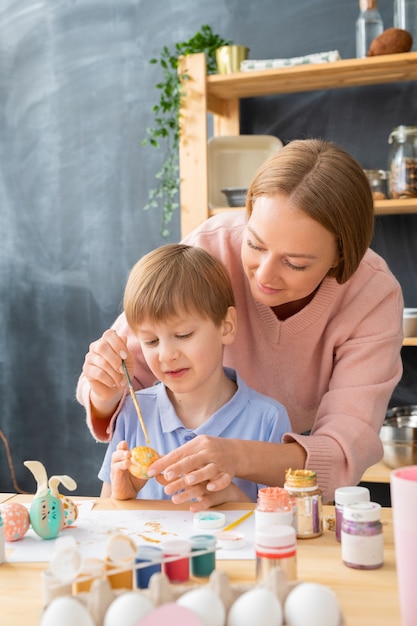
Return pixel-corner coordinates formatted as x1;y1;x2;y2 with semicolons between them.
206;52;417;102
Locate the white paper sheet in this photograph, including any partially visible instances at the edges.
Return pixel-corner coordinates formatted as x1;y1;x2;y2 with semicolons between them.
6;504;256;563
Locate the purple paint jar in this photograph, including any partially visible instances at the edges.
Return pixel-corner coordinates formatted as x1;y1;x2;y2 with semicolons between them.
334;486;370;542
341;501;383;570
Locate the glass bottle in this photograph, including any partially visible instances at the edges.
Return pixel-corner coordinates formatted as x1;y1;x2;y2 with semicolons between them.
341;501;384;570
255;524;297;583
356;0;384;58
388;125;417;199
284;469;323;538
394;0;417;52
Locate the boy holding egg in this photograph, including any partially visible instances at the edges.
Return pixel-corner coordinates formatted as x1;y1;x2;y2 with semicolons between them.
98;244;291;507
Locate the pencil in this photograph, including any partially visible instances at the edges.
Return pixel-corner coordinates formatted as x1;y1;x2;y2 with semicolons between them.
222;509;254;532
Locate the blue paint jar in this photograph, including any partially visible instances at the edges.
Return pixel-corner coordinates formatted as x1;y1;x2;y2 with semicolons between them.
134;546;162;589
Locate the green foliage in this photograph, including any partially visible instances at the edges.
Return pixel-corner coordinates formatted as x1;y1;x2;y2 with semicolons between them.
142;25;231;237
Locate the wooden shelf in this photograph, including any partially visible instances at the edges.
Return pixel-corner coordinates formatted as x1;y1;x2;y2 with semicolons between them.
179;52;417;236
205;51;417;109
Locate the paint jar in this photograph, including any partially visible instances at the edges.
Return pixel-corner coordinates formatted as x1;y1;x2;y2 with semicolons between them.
341;501;384;570
334;485;370;542
284;469;323;538
255;524;297;583
161;539;190;583
134;546;162;589
255;486;294;529
189;534;217;578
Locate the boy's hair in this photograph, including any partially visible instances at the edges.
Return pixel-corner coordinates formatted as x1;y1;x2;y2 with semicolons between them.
124;244;235;332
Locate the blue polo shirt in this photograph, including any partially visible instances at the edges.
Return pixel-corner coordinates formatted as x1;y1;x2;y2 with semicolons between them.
98;368;291;501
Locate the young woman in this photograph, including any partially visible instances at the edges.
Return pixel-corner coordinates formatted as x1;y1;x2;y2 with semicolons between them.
78;138;403;506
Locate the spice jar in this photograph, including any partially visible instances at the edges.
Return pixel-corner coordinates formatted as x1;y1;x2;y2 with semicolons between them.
388;125;417;198
255;486;294;529
255;524;297;583
341;501;383;570
284;469;323;538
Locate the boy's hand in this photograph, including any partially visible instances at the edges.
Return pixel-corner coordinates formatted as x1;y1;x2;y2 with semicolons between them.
110;441;146;499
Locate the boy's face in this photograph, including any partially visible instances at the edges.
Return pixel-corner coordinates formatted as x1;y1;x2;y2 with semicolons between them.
136;308;236;397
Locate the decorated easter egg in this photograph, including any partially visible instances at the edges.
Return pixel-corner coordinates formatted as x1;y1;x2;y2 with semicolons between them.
23;460;77;540
129;446;161;479
30;491;65;539
59;494;78;527
1;502;30;541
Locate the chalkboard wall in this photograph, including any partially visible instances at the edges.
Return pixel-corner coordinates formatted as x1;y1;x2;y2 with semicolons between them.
1;0;416;496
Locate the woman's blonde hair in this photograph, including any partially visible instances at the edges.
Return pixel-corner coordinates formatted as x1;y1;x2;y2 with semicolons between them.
124;244;235;332
246;138;374;284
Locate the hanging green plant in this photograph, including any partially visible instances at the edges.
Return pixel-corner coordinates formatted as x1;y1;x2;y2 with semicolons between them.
142;24;231;237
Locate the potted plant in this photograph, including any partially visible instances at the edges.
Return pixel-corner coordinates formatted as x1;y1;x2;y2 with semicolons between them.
142;24;231;237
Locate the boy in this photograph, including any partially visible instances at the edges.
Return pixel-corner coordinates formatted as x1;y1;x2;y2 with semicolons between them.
99;244;291;506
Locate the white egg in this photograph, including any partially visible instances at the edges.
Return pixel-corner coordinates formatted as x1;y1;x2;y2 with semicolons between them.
177;588;226;626
104;591;154;626
284;582;341;626
40;596;95;626
227;587;283;626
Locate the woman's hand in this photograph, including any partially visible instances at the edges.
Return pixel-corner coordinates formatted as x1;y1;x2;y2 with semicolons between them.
148;435;239;502
110;441;146;500
82;329;134;416
187;482;252;513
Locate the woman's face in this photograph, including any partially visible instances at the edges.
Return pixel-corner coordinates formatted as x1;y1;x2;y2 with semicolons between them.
241;195;340;308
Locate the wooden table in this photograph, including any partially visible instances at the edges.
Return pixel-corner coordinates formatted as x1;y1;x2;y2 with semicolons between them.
0;492;16;504
361;461;391;484
0;495;401;625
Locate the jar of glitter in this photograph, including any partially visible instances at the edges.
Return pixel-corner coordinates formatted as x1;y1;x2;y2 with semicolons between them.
334;485;370;542
284;469;323;538
341;501;383;570
255;486;294;529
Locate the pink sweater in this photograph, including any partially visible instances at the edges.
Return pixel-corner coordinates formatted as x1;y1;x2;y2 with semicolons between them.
77;211;404;501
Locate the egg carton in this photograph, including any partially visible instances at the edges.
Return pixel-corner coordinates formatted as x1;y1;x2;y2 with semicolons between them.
40;568;345;626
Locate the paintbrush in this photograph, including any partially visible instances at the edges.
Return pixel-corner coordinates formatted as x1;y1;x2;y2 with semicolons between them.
121;359;151;446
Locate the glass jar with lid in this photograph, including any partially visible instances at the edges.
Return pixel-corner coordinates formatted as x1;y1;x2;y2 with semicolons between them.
363;169;389;200
284;469;323;538
388;125;417;199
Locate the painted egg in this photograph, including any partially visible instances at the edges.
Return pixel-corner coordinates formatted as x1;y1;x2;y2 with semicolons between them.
29;491;64;539
59;495;78;527
1;502;30;541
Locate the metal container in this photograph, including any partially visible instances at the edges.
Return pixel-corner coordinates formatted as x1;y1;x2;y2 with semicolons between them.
380;405;417;468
